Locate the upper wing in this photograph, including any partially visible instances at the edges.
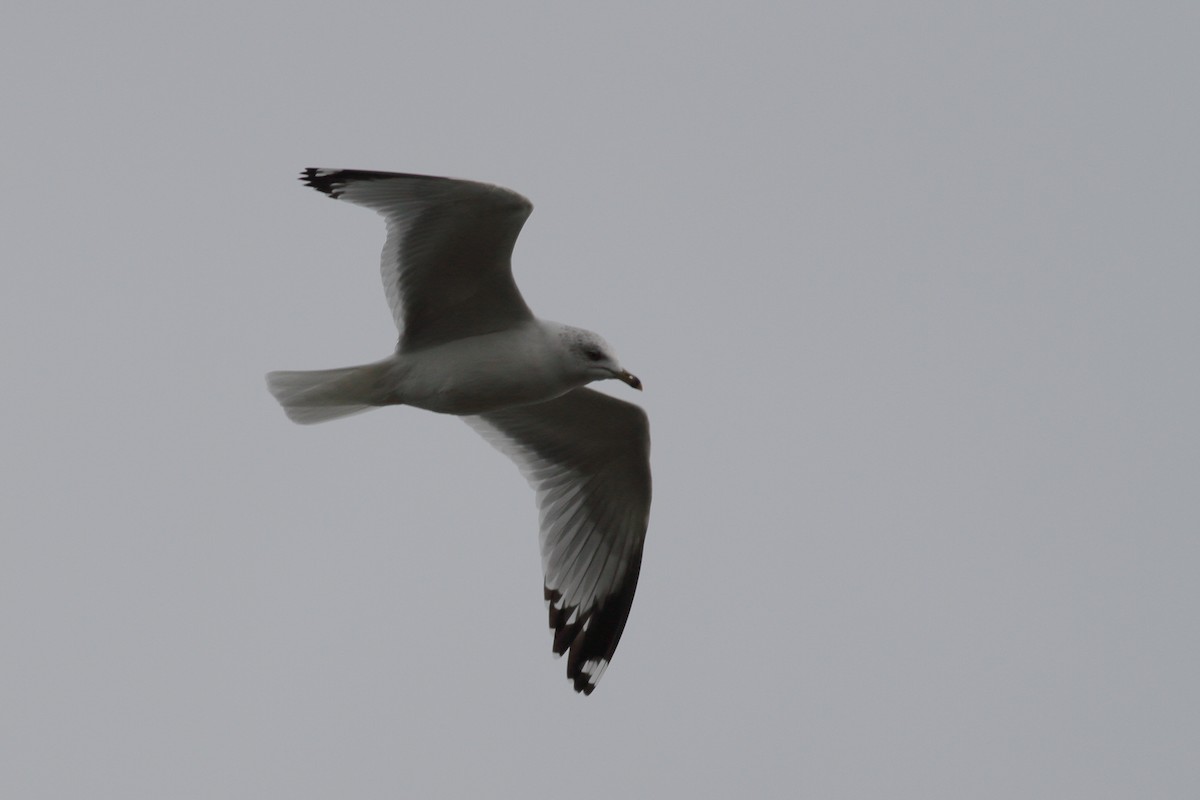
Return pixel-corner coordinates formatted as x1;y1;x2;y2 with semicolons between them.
464;388;652;695
301;169;536;351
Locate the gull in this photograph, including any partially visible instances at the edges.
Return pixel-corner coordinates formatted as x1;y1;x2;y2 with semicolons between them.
267;169;651;694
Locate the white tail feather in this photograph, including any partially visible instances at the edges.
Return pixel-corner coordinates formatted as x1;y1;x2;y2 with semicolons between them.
266;362;394;425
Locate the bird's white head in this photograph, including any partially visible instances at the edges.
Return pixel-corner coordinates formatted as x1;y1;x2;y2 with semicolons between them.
555;325;642;391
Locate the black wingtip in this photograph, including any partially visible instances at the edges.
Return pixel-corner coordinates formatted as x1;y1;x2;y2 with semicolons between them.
299;167;347;199
545;548;645;695
300;167;459;198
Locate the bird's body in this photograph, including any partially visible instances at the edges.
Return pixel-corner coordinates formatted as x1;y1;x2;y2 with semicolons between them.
267;168;651;694
396;321;577;414
270;319;616;419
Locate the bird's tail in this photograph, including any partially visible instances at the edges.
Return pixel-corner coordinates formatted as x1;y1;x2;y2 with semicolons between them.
266;361;395;425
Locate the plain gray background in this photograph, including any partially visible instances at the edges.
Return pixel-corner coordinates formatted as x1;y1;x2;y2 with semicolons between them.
3;2;1197;797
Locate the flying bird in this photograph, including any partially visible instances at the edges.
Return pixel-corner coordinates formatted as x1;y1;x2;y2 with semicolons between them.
267;169;651;694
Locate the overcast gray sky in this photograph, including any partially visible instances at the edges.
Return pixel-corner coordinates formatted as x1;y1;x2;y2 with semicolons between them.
3;2;1198;798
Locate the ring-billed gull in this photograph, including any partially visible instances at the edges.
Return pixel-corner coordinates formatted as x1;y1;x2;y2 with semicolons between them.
267;169;651;694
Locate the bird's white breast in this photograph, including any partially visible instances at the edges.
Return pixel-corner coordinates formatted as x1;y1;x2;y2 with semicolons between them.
394;323;579;415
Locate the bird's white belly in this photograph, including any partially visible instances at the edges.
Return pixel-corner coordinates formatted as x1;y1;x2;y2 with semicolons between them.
395;329;576;415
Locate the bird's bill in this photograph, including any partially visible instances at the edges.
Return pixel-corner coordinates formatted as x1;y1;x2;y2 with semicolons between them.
616;370;642;390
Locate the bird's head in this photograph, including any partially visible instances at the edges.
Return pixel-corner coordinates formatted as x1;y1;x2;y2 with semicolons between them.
559;326;642;391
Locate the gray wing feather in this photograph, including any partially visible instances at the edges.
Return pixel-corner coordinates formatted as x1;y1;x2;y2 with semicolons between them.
301;169;535;351
464;388;651;694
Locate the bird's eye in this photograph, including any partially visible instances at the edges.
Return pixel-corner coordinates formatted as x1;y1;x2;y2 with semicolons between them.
584;348;604;362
